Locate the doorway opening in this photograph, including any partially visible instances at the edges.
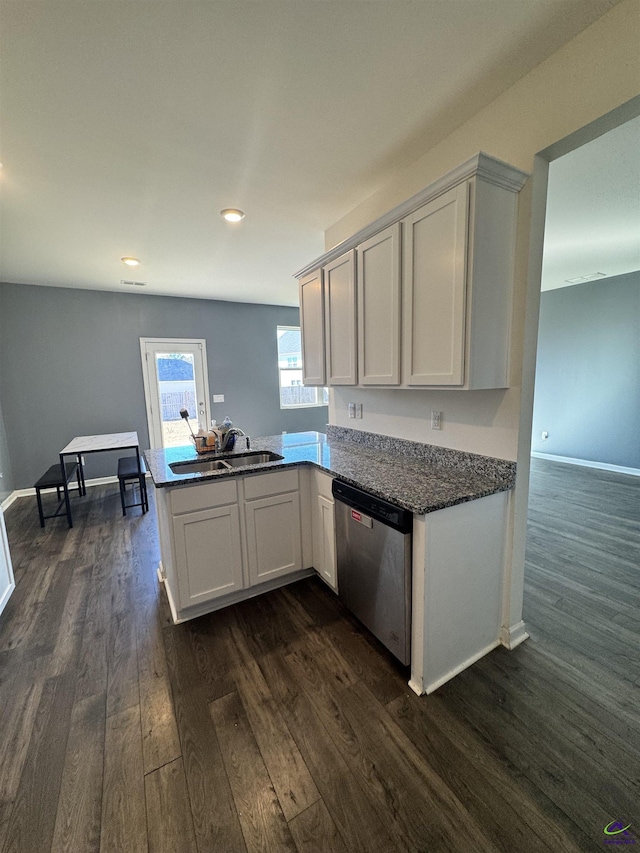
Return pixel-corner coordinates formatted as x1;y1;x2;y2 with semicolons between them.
519;107;640;655
140;338;211;449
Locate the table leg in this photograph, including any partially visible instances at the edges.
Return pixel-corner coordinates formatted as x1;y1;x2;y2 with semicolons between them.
59;454;73;528
77;454;87;496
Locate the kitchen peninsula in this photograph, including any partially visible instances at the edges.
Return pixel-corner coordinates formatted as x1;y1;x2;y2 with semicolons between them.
145;427;516;694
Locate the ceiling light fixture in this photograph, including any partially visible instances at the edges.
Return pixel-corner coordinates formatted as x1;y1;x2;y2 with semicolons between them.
121;256;141;267
220;208;245;222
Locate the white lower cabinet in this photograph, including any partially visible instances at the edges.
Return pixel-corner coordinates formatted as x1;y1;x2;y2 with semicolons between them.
310;470;337;591
157;467;310;622
315;495;337;591
173;504;243;608
245;491;302;584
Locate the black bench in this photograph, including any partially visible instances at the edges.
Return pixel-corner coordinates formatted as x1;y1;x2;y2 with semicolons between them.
117;456;148;515
34;462;82;528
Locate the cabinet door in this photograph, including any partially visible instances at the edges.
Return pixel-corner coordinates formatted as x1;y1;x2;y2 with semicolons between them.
245;492;302;585
0;509;15;617
357;222;401;385
314;495;337;591
173;505;243;608
402;183;468;386
299;268;326;386
324;250;357;385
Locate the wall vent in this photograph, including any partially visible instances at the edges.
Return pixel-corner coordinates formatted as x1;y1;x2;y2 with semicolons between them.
121;279;148;287
564;272;606;284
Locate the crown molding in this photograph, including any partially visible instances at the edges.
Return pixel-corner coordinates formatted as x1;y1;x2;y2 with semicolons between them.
294;152;529;279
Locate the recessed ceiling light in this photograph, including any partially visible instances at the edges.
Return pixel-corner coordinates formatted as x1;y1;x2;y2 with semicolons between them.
121;256;141;267
220;208;245;222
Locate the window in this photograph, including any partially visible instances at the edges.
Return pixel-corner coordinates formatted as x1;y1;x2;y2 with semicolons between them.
277;326;328;408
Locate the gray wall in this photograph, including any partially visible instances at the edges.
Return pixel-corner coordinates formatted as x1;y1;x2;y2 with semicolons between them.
0;282;327;488
531;271;640;468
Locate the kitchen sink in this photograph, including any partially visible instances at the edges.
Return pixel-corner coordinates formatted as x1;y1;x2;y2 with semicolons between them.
170;459;232;474
170;451;284;476
222;451;284;467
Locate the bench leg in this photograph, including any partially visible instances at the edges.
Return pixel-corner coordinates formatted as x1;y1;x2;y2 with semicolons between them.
62;481;73;528
119;478;126;516
140;475;148;513
36;488;45;528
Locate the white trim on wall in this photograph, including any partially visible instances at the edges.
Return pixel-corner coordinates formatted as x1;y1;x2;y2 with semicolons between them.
1;474;145;511
531;451;640;477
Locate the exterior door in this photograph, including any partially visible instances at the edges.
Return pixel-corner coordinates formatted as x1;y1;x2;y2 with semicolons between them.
140;338;211;449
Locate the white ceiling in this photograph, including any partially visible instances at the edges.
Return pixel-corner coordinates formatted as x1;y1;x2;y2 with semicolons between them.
0;0;623;306
542;115;640;291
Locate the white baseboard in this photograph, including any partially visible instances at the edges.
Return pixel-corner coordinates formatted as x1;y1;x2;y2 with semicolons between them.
500;620;529;650
2;475;121;508
531;451;640;477
1;493;20;511
424;639;502;695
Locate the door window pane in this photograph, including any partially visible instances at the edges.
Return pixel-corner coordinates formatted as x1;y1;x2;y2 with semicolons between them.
155;353;199;447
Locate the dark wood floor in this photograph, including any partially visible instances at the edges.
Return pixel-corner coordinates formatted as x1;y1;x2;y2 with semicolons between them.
0;458;638;852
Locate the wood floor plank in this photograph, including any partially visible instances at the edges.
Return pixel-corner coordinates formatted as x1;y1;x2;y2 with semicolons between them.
185;610;236;703
24;556;75;660
0;555;58;654
288;800;349;853
2;671;76;853
49;562;92;677
282;579;408;706
136;592;181;776
106;534;140;718
0;663;46;842
74;526;115;703
210;691;298;853
437;664;621;849
51;693;105;853
225;619;321;822
145;758;197;853
100;704;147;853
272;675;399;853
162;623;247;853
287;647;501;853
386;691;584;853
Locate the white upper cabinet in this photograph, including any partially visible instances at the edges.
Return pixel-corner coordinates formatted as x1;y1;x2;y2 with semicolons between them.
357;223;401;385
299;268;325;386
402;184;468;386
324;250;357;385
295;153;528;391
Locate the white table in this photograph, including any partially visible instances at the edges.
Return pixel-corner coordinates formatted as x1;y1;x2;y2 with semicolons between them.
59;432;140;526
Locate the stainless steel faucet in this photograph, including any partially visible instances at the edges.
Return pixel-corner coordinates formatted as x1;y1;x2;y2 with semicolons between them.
220;428;246;451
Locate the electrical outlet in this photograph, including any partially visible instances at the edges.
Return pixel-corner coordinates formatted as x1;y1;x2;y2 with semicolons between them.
348;402;356;419
355;403;363;419
213;394;224;403
431;411;442;430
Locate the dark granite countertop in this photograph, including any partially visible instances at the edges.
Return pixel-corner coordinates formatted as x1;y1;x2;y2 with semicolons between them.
144;428;516;516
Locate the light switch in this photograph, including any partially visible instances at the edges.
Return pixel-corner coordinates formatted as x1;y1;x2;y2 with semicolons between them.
213;394;224;403
355;403;363;419
348;402;356;418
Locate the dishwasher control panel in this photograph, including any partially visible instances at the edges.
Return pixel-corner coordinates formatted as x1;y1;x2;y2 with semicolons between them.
332;479;412;534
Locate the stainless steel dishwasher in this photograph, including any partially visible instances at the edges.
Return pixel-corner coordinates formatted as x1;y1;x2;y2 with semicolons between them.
332;479;412;665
